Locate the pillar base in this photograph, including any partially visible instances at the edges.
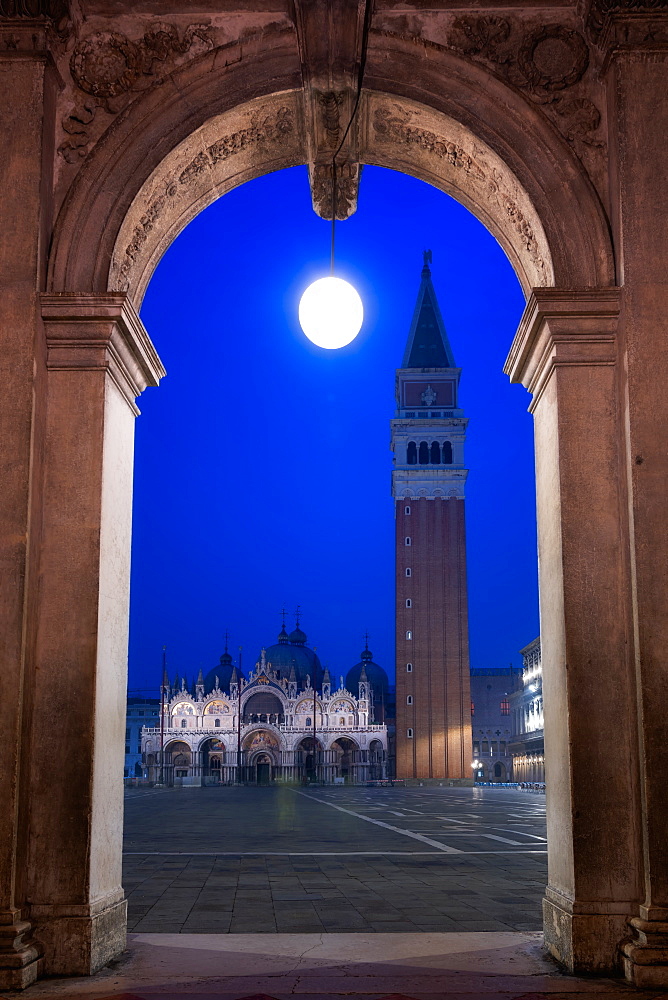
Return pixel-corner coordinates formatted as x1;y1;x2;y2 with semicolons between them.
543;889;628;974
32;894;127;976
621;918;668;987
0;909;43;990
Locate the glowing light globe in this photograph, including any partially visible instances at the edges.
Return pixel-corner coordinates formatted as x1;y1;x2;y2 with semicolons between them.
299;276;363;349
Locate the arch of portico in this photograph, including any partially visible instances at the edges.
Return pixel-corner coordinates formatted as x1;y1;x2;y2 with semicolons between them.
1;1;667;989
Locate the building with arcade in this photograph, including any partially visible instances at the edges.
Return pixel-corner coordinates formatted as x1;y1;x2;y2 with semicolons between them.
141;621;389;785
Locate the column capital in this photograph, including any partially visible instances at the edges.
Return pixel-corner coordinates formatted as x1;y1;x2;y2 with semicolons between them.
504;288;621;409
41;292;165;412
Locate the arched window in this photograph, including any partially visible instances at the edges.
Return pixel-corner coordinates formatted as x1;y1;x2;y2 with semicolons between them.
405;536;411;546
340;718;345;726
406;663;413;672
442;441;453;464
405;567;411;577
306;717;312;727
494;762;503;778
500;698;510;715
406;630;412;640
181;719;187;728
406;695;413;705
407;442;417;465
407;728;414;738
430;441;441;464
406;598;412;608
500;741;506;755
418;441;429;464
482;739;489;754
404;505;411;514
215;718;220;727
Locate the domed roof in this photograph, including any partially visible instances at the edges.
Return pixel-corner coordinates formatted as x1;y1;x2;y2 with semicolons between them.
346;642;389;697
203;650;243;694
262;622;321;686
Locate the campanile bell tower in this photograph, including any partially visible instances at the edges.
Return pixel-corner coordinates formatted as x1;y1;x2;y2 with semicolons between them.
392;252;473;782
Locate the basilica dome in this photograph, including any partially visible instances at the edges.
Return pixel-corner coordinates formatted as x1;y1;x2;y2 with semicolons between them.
203;649;243;694
262;623;321;686
346;644;389;699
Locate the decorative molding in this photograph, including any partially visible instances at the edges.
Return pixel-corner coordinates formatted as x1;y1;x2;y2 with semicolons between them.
373;25;604;151
116;105;295;287
503;288;621;408
583;0;668;48
40;293;166;411
310;159;359;220
59;23;213;161
372;105;549;280
318;89;344;148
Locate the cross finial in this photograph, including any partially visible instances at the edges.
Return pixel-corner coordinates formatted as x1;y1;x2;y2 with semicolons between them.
281;606;287;627
363;631;370;649
224;630;229;653
295;604;301;627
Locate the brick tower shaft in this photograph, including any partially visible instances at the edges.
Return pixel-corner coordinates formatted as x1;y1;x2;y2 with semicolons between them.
391;252;473;782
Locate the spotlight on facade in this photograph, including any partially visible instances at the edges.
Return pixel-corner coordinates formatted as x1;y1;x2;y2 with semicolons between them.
298;276;363;349
471;759;481;770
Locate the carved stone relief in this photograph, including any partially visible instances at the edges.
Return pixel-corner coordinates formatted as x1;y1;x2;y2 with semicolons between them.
448;20;604;150
310;159;359;220
367;97;552;289
60;23;214;162
372;21;605;156
109;97;301;297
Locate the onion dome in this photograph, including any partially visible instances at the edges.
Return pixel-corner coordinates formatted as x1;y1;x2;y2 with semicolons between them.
346;636;389;709
262;617;321;686
203;641;243;694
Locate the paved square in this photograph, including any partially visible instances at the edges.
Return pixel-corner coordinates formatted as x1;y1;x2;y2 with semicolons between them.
123;785;546;933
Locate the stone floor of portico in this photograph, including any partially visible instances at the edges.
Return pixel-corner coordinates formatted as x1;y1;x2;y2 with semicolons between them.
6;931;665;1000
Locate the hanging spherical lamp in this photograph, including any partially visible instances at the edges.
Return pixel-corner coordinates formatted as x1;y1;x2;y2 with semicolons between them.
298;275;363;349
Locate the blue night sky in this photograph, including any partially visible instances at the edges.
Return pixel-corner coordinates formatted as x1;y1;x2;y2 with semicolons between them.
129;165;538;694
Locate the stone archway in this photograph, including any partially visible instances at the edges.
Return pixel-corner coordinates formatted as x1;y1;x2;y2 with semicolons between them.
2;4;667;990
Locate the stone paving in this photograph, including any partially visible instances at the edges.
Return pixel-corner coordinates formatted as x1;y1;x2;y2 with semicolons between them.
123;785;547;933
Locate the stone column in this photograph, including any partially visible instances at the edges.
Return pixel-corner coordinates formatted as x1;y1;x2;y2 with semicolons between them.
27;294;164;976
0;28;59;990
505;289;642;974
604;28;668;987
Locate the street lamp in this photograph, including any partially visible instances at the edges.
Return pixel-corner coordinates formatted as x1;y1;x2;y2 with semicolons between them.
299;276;363;349
471;759;481;780
298;1;372;351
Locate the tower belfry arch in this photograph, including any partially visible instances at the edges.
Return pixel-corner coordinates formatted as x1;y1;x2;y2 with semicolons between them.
1;0;668;990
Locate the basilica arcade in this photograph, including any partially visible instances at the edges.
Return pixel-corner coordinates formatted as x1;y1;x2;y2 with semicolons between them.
142;623;389;785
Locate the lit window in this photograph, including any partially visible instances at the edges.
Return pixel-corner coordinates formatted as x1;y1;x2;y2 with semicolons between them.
405;537;411;546
407;695;413;705
405;567;411;577
407;728;414;738
340;718;345;726
406;630;412;640
405;505;411;514
406;599;412;608
406;663;413;672
471;700;475;716
500;699;510;715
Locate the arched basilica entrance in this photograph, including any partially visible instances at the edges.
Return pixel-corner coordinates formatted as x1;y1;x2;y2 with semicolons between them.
1;1;667;988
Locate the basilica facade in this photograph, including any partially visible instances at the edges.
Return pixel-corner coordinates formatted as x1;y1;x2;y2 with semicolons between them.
142;622;389;785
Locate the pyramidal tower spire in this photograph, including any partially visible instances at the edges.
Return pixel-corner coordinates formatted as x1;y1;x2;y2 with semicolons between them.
402;250;457;369
390;252;472;784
